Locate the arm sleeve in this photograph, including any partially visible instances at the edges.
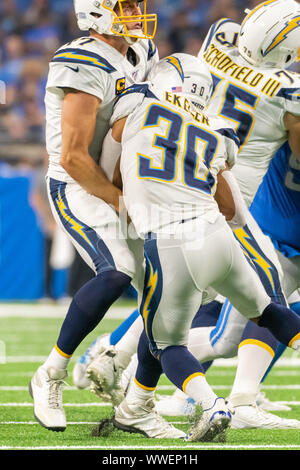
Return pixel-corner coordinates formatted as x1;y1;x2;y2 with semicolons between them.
215;125;240;168
100;129;122;182
276;74;300;117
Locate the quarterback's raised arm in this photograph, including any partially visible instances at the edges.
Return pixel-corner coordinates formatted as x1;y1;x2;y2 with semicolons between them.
60;89;122;213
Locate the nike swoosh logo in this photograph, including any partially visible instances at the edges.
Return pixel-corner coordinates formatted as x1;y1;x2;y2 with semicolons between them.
65;65;79;72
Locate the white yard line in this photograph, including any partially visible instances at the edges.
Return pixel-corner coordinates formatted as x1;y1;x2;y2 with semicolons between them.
0;303;133;319
2;356;300;366
0;402;110;407
1;384;300;392
1;444;300;450
2;400;300;407
0;421;101;425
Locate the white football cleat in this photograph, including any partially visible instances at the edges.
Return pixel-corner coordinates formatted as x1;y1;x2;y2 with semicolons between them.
113;397;186;439
87;345;124;406
72;334;110;389
231;404;300;429
155;389;196;416
256;391;291;411
185;397;232;442
29;366;67;431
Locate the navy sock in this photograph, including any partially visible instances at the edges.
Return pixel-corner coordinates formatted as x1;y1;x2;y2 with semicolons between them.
191;301;222;328
56;270;131;355
258;302;300;347
241;320;279;352
135;330;163;389
202;361;213;373
109;309;139;345
160;345;205;391
261;301;300;382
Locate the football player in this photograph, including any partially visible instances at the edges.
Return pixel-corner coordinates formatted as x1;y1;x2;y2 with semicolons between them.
29;0;159;432
156;0;300;427
75;0;300;428
103;53;300;441
156;143;300;428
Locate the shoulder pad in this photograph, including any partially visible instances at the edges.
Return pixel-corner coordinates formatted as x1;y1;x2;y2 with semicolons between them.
51;47;116;73
115;83;158;104
203;18;240;53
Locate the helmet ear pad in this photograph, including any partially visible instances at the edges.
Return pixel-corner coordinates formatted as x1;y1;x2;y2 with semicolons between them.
238;0;300;69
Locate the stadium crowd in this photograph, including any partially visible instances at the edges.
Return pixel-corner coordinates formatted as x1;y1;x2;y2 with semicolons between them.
0;0;269;144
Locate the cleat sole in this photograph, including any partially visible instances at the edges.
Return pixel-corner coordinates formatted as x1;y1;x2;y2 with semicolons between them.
185;415;231;442
112;417;149;438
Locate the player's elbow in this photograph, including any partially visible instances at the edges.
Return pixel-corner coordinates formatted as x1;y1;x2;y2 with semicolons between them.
220;204;236;222
60;150;79;173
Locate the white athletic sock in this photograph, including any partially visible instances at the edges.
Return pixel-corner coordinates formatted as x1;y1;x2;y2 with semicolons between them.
184;373;218;410
115;315;143;369
126;377;155;405
172;387;190;400
42;346;71;371
187;326;216;362
229;341;274;406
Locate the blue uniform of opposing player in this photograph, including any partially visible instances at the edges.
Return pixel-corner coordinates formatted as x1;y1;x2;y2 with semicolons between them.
250;142;300;262
249;142;300;380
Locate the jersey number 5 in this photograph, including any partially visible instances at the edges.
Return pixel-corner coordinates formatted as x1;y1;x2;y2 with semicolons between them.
211;74;259;148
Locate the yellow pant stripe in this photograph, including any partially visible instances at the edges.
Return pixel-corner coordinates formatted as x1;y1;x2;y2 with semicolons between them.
182;372;205;393
238;339;275;357
134;377;156;391
288;332;300;349
54;344;73;359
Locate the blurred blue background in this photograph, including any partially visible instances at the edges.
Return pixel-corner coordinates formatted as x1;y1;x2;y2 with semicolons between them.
0;0;296;302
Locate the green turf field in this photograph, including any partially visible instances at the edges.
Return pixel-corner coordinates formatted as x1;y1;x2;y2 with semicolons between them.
1;301;300;452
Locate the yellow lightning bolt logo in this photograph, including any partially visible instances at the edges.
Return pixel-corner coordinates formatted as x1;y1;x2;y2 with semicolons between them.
54;52;112;71
234;228;275;294
142;257;158;336
264;16;300;56
166;56;184;82
56;189;96;251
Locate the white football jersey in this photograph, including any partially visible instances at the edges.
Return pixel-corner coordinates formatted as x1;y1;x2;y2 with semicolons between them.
45;36;158;182
198;18;300;207
110;84;240;237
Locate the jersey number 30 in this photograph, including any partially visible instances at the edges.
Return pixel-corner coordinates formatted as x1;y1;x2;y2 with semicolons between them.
138;104;218;194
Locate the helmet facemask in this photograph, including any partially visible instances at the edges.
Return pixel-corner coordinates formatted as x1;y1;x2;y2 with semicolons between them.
74;0;157;43
111;0;157;43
